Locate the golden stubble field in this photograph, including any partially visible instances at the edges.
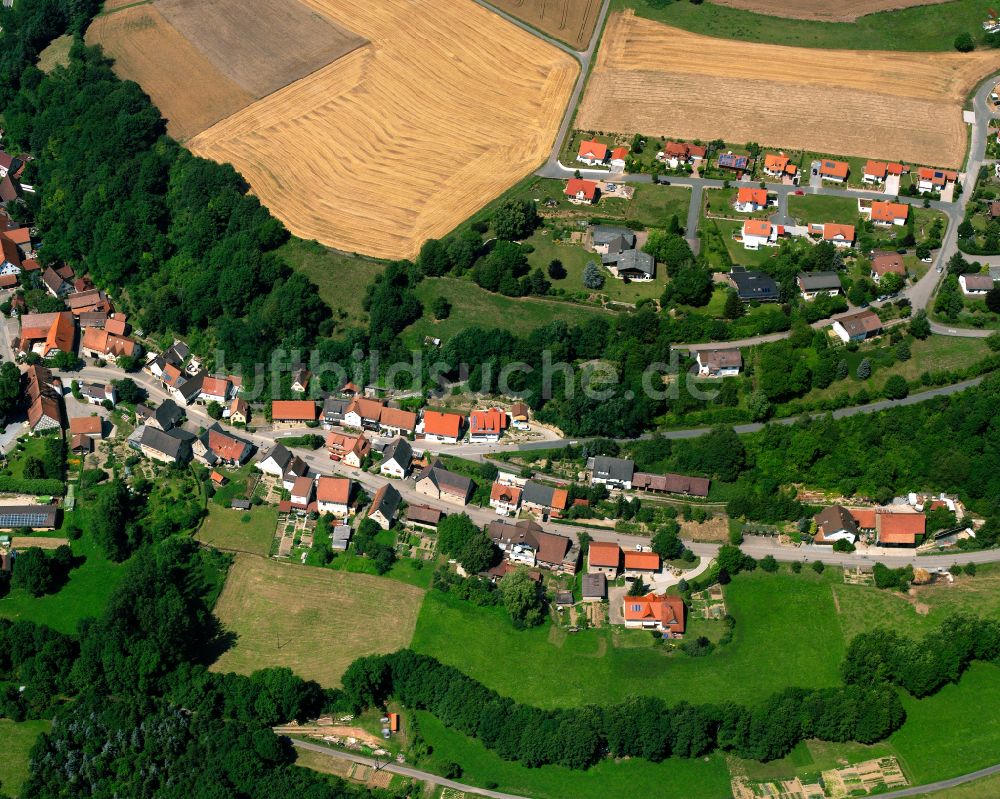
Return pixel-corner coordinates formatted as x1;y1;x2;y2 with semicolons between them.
211;554;424;687
488;0;602;49
188;0;577;259
711;0;951;22
577;11;999;168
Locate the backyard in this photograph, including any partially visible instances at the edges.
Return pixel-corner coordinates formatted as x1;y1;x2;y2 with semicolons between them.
195;504;278;557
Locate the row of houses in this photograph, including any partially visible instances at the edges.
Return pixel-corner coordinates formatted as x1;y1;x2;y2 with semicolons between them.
813;503;927;547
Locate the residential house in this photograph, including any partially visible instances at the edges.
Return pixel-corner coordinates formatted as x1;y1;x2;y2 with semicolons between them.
168;372;205;408
810;223;855;248
256;443;295;477
960;274;995;294
469;408;508;442
25;364;63;432
717;152;749;172
41;266;71;298
763;152;798;182
228;397;250;425
870;252;905;284
343;396;384;430
69;415;103;439
797;272;842;299
589;456;634;489
199;376;232;405
489;482;522;515
521;480;569;516
138;425;193;465
812;505;859;544
695;348;742;377
604;248;654;280
367;483;401;530
609;146;629;171
658;141;706;167
590;225;636;255
326;431;371;468
66;288;111;316
576;140;608;166
510;402;530;430
70;434;93;455
623;593;686;636
290;368;311;393
0;152;22;179
421;410;463;444
582;572;607;601
849;506;925;547
862;160;891;184
289;476;315;511
322;397;348;427
916;167;958;194
135;399;183;431
632;472;710;497
624;551;661;574
564;178;598;205
380;437;413;478
378;406;417;437
487;519;578;574
818;159;849;183
415;460;473;506
270;400;317;427
280;457;309;492
0;235;22;276
734;187;769;212
194;423;254;467
316;476;353;517
80;328;140;363
587;541;621;577
18;311;75;358
865;200;909;227
740;219;779;250
728;266;779;302
405;504;442;530
78;382;116;406
831;310;883;343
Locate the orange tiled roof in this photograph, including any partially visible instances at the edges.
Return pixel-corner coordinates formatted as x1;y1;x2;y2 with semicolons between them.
871;201;909;223
624;551;661;571
623;592;686;633
743;219;772;237
588;541;621;568
736;187;768;205
577;140;608;160
423;410;463;439
271;400;317;421
565;178;597;200
316;476;351;504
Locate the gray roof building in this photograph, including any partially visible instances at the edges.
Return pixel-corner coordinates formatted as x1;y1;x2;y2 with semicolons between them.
606;248;654;278
590;456;635;485
139;425;194;463
591;225;635;248
582;572;607;600
0;504;58;529
797;271;842;292
729;266;779;302
383;437;413;469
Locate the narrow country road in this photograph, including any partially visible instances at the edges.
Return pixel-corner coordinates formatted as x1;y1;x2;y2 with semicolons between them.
289;739;530;799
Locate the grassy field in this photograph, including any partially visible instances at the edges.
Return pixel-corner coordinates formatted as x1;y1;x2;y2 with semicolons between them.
911;772;1000;797
0;719;49;796
211;554;424;686
278;238;386;332
402;276;615;346
411;568;846;708
619;0;997;51
196;504;278;556
37;34;72;73
414;710;732;799
706;218;781;268
0;527;125;635
328;547;434;589
788;194;862;226
736;737;897;783
794;334;991;405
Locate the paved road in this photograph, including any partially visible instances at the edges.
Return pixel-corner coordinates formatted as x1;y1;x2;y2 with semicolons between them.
290;739;529;799
877;762;1000;798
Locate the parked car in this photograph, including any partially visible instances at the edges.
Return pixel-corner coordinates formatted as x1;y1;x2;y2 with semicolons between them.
921;257;933;263
794;190;804;195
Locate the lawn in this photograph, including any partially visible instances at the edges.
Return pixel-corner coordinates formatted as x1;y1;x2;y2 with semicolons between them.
2;434;62;482
411;568;847;708
703;186;773;220
37;34;72;73
793;334;991;405
788;194;861;226
328;548;434;589
619;0;993;52
0;525;125;635
708;218;781;269
210;554;425;687
278;237;387;332
402;276;615;347
413;711;732;799
0;719;49;796
195;504;278;557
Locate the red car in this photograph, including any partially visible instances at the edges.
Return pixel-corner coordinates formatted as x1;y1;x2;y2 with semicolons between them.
793;190;805;195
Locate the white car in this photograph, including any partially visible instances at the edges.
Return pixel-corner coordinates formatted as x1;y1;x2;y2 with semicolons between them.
921;257;932;263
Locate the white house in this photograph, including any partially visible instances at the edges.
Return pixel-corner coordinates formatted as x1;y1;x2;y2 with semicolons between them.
797;272;842;300
256;443;293;477
199;376;231;405
741;219;777;250
316;476;352;517
734;187;768;213
490;483;522;516
695;348;742;377
960;274;995;295
379;437;413;479
576;140;608;166
421;410;462;444
609;146;629;171
289;476;314;510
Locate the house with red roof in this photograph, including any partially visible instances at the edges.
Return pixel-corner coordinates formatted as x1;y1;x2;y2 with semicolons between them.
734;187;769;213
862;200;909;227
18;311;75;358
609;146;629;171
565;178;598;205
421;410;463;444
489;482;522;515
469;408;508;442
587;541;621;577
848;505;925;547
325;430;370;468
916;167;958;194
270;400;318;427
576;140;608;166
80;327;140;363
763;152;798;182
199;376;232;405
623;593;686;636
289;476;315;511
817;159;849;183
809;223;855;248
624;550;661;574
741;219;778;250
658;141;706;167
316;476;352;517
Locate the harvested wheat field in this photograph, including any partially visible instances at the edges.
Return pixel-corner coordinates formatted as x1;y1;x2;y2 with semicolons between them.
87;5;253;141
211;554;424;687
154;0;365;99
489;0;602;49
189;0;577;259
577;11;999;167
711;0;951;22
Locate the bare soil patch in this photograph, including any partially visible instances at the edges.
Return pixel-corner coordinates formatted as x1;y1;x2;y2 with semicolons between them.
577;11;1000;168
712;0;950;22
153;0;366;99
87;4;253;140
488;0;601;49
189;0;577;259
211;554;424;687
